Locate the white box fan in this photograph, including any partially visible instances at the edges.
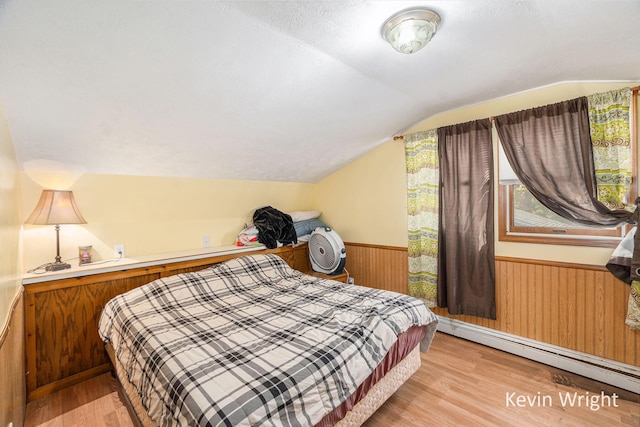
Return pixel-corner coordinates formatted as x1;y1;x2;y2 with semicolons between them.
308;227;346;275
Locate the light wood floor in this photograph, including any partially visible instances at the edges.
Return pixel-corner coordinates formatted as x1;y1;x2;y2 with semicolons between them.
25;332;639;427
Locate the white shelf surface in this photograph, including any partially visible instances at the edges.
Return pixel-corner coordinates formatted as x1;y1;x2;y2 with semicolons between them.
22;244;266;285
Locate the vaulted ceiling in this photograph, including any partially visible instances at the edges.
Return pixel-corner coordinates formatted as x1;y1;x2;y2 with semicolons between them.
1;1;639;183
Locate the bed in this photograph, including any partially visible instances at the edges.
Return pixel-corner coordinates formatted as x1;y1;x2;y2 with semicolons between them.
98;254;438;426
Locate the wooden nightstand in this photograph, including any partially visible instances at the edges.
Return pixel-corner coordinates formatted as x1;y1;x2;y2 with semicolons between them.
305;270;349;283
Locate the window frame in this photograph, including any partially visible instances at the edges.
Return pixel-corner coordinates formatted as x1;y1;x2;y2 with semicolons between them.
498;185;631;248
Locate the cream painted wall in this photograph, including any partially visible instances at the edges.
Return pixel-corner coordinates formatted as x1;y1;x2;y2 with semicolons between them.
313;81;639;266
312;140;409;247
0;102;22;331
21;173;315;270
16;82;640;271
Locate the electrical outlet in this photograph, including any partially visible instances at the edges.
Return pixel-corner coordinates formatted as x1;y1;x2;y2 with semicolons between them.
347;277;355;285
202;235;211;248
114;244;125;258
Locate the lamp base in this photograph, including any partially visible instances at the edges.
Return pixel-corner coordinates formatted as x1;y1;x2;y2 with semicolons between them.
46;261;71;271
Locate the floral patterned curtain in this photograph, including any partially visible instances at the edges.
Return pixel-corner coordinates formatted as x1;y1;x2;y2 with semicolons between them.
628;203;640;329
589;87;640;330
587;87;634;211
404;129;439;307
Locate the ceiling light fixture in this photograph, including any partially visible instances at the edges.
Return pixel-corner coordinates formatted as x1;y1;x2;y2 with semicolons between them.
382;8;440;54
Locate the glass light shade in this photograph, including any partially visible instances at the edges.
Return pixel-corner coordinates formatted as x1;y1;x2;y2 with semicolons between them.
25;190;87;225
382;9;440;54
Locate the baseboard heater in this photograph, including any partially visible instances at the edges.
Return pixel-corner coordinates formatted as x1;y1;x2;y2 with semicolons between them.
437;316;640;394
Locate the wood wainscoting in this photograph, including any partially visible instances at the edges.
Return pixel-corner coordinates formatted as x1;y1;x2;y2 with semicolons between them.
0;288;26;427
343;242;638;368
343;243;409;295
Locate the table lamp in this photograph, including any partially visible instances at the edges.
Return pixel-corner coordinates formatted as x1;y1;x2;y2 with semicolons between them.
25;190;87;271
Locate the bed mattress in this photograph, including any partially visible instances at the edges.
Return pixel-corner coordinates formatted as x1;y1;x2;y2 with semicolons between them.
99;254;438;426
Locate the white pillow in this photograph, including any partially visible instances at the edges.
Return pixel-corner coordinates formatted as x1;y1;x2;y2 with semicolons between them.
287;210;322;222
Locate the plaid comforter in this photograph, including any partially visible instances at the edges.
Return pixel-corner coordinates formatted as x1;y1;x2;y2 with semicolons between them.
99;254;437;426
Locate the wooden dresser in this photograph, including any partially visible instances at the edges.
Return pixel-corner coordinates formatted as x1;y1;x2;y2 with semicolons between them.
23;244;328;401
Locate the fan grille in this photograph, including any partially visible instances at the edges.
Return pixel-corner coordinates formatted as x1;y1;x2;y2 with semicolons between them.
309;234;337;270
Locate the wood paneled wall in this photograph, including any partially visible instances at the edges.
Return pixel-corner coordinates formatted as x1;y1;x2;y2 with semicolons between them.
0;289;25;427
344;243;409;295
344;242;638;367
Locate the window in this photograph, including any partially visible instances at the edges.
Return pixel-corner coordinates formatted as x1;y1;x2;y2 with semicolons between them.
497;136;635;247
497;88;637;247
498;183;629;247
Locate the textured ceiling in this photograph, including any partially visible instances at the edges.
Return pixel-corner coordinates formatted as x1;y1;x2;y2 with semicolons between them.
1;1;639;183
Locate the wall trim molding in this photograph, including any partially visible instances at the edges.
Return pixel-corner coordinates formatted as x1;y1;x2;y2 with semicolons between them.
494;255;609;271
0;286;24;348
344;242;408;252
437;316;640;393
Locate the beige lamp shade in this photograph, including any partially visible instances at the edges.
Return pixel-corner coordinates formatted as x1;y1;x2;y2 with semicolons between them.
25;190;87;225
